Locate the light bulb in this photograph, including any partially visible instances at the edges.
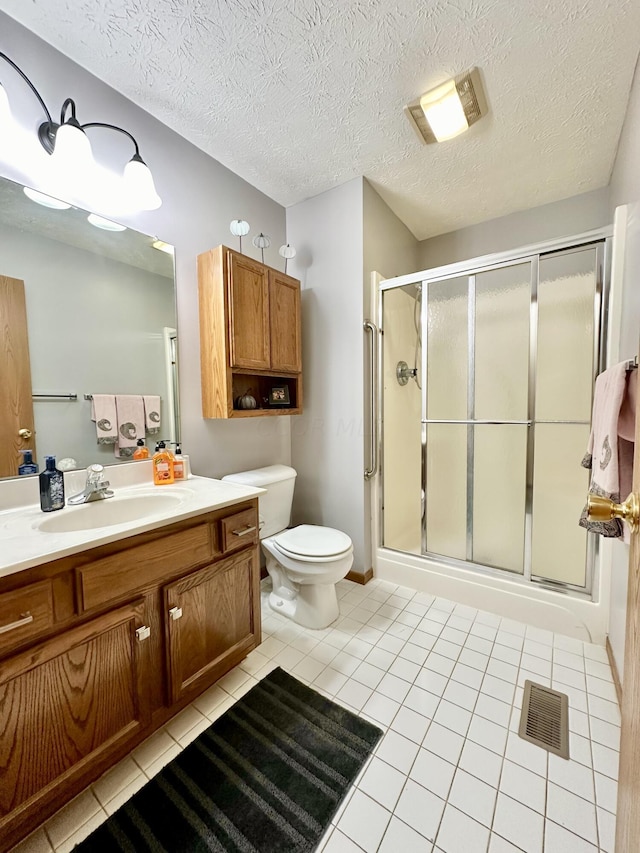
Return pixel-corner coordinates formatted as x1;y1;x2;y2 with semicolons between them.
0;83;11;128
123;154;161;211
51;121;94;177
420;79;469;142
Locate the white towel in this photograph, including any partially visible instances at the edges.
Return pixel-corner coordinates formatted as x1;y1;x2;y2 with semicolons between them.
579;362;634;539
143;395;161;434
91;395;117;444
114;395;145;458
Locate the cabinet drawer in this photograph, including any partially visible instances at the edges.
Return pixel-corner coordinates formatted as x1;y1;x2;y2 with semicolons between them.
78;524;213;612
0;580;54;654
220;508;258;553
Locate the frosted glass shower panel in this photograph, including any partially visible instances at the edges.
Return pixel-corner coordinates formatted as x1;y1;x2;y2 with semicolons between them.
473;425;527;573
425;424;467;560
536;248;597;421
381;286;422;554
475;264;531;421
531;424;591;586
427;278;468;420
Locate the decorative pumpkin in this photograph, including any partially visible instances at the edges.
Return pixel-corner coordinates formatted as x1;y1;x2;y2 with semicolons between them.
235;391;257;410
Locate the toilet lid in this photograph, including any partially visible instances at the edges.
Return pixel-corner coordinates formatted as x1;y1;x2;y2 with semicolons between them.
274;525;352;558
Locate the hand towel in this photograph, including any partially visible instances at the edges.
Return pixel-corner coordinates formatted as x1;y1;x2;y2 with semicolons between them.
579;362;633;539
143;395;161;435
114;395;145;458
90;395;117;445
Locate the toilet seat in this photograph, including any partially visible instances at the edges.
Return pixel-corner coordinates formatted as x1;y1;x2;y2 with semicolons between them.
272;524;352;561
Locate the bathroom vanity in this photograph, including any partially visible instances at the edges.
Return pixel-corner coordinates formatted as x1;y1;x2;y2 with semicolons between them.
0;475;262;852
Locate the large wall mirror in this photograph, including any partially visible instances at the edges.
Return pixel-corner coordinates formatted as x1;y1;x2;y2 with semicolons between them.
0;174;178;481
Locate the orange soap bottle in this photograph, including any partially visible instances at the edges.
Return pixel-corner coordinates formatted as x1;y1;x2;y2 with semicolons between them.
152;440;174;485
133;438;150;459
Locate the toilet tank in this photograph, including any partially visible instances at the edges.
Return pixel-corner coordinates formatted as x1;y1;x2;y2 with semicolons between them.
221;465;296;539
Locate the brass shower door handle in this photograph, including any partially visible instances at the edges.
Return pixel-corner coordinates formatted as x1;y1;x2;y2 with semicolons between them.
587;492;640;533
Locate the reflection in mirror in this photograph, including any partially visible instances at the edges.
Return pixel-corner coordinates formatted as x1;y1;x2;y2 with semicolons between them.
0;174;177;481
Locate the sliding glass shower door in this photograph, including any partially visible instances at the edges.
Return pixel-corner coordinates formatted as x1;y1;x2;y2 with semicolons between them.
381;240;605;595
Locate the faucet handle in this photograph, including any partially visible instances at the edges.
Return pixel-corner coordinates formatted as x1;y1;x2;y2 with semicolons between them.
86;463;108;486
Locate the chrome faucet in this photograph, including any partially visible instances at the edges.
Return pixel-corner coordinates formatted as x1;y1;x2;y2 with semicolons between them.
67;464;114;505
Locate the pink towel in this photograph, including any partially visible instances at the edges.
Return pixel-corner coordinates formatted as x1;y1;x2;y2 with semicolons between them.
143;395;161;434
579;362;636;540
114;395;145;458
90;395;117;444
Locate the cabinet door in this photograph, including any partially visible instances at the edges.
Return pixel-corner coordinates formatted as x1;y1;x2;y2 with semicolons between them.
228;252;270;369
165;549;259;704
269;270;302;372
0;600;150;823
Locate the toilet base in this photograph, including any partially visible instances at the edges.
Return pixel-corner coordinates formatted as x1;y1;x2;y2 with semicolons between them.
269;583;340;630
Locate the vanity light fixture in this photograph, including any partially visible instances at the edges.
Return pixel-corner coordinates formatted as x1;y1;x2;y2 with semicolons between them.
87;213;127;232
0;52;162;211
23;187;71;210
405;67;487;144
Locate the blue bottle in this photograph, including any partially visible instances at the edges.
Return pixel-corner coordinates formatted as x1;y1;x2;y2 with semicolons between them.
39;456;65;512
18;450;39;475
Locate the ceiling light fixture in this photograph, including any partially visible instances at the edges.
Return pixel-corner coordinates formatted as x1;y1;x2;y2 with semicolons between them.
0;52;162;211
405;68;487;144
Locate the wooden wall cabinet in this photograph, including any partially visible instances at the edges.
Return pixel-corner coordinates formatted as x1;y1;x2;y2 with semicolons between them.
198;245;303;418
0;500;260;852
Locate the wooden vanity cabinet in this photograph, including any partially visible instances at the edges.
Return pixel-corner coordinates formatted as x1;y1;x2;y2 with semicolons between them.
0;499;260;853
198;245;303;418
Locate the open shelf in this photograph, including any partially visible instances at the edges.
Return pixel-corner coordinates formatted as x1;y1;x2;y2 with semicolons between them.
231;372;302;416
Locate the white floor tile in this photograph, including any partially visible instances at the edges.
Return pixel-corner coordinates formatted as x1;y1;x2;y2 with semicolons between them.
403;685;440;718
377;672;412;703
474;693;511;727
336;789;391;852
591;741;620;780
394;779;445;844
548;753;595;802
467;715;509;756
448;768;497;827
492;793;544;853
589;716;620;751
91;757;145;809
321;827;363;852
45;790;103;849
358;756;406;811
314;667;349;695
499;759;546;814
293;655;327;683
390;706;432;744
335;679;373;711
442;679;478;711
597;805;616;852
362;691;401;726
436;804;490;853
458;739;503;788
375;729;420;774
378;815;433;852
588;694;621;725
545;820;598;853
546;782;598;845
409;748;456;800
594;771;617;814
414;667;449;697
504;730;547;777
489;833;524;852
10;829;53;853
421;722;465;765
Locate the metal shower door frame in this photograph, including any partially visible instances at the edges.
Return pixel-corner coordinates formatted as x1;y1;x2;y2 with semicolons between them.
378;227;611;600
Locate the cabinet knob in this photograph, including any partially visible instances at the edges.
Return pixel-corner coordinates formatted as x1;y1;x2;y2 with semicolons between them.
135;625;151;642
18;428;32;440
169;606;183;621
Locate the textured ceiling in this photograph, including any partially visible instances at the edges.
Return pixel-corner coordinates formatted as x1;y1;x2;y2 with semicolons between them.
1;0;639;240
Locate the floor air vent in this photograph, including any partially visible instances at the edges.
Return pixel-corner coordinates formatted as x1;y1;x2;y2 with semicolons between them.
518;680;570;759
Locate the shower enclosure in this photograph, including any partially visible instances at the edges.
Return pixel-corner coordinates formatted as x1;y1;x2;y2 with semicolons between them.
375;232;609;599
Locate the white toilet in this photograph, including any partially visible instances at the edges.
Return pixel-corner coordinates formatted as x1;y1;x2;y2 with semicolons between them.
221;465;353;629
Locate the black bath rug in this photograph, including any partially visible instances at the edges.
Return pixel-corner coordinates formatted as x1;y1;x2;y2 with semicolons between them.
74;667;383;852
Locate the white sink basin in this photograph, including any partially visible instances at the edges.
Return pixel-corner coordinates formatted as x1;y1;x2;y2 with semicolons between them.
37;493;184;534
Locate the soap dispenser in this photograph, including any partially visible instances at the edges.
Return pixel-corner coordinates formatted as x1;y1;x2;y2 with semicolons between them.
171;443;186;480
152;440;174;485
18;449;39;475
133;438;150;459
39;456;65;512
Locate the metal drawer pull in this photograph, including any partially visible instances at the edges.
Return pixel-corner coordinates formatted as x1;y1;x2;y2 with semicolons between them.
135;625;151;642
231;524;256;537
169;606;183;621
0;612;33;634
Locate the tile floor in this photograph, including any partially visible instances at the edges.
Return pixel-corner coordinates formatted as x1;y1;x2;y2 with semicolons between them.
12;577;620;853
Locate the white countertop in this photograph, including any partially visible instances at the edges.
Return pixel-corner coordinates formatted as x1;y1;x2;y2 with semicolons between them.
0;475;264;579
